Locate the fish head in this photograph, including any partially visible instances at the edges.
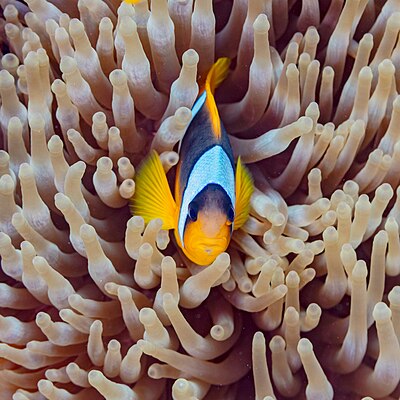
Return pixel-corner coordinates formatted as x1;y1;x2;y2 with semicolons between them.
181;186;234;265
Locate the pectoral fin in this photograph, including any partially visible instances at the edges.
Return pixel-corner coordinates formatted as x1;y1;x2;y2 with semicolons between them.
234;157;254;230
130;150;176;230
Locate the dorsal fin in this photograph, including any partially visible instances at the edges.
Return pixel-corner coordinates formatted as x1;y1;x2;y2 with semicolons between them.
204;58;230;139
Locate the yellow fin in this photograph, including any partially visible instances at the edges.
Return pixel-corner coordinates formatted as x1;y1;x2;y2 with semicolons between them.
124;0;142;4
130;150;176;230
234;157;254;230
205;58;230;139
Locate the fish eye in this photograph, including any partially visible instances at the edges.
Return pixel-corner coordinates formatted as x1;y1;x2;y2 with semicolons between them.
188;202;199;221
228;206;235;222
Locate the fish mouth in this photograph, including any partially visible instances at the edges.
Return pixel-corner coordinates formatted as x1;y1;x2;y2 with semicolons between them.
199;238;228;256
198;237;227;249
205;248;213;255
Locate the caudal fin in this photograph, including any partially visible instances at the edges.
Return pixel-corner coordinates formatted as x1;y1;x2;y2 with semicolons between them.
206;57;231;94
204;57;231;139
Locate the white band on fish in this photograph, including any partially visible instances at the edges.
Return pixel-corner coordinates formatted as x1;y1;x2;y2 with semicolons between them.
178;145;235;247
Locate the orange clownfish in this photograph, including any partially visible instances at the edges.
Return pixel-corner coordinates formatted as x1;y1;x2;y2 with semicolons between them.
131;58;254;266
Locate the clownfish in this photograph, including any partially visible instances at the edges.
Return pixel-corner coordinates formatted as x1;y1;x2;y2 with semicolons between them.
131;58;254;266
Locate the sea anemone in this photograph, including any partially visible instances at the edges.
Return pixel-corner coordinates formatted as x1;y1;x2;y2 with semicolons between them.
0;0;399;399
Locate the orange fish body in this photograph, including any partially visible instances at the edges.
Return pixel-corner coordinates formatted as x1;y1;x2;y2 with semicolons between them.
131;58;253;265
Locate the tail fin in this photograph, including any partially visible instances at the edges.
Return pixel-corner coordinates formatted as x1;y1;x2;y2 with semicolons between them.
206;57;231;94
204;57;230;139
